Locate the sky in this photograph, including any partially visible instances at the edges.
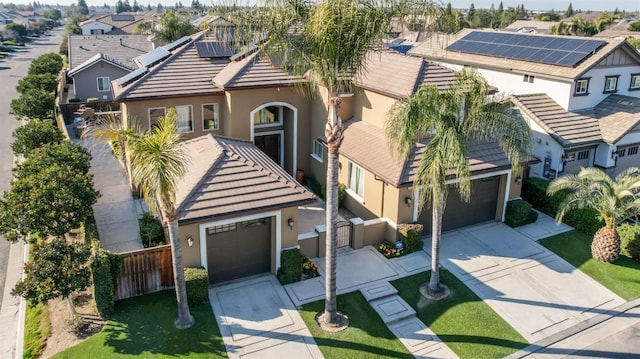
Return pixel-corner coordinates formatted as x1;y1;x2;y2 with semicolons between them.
4;0;639;12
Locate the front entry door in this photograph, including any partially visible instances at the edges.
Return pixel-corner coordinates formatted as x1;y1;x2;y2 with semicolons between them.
254;134;281;166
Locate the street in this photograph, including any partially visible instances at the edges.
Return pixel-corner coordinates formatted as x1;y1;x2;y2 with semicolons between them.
0;28;64;358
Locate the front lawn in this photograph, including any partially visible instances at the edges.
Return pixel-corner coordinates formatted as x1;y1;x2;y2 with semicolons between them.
53;290;226;358
540;230;640;300
391;271;528;359
299;291;413;359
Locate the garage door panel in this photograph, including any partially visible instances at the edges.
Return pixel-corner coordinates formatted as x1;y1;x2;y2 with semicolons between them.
419;177;500;232
207;219;271;284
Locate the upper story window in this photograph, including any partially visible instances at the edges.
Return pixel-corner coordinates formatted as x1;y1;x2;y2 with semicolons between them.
574;78;590;96
523;74;534;83
148;107;166;128
347;161;364;200
202;103;219;131
174;105;193;133
90;29;104;35
97;77;110;92
311;139;324;163
603;76;619;93
630;74;640;91
253;106;281;126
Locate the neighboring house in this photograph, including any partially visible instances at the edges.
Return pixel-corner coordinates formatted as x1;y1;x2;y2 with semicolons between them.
410;29;640;179
79;14;158;35
67;35;153;101
503;20;560;34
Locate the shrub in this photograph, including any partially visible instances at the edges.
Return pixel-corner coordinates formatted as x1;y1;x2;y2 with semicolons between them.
617;223;640;260
321;183;346;207
91;247;115;318
184;267;209;307
139;213;165;247
504;199;537;227
563;208;603;237
277;248;303;284
397;223;423;253
304;175;322;197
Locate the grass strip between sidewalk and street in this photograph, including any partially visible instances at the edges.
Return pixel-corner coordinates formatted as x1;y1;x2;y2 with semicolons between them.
53;290;226;358
299;291;413;359
23;301;51;359
540;230;640;301
391;270;528;359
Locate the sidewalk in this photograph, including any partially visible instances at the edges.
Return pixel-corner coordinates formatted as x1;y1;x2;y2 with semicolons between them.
0;242;25;359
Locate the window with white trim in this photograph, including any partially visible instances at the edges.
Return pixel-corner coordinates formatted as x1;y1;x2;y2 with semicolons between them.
575;78;589;96
253;106;281;125
97;77;110;92
523;74;534;83
311;139;323;163
604;76;618;93
202;103;219;131
148;107;166;127
174;105;193;133
347;162;364;199
630;74;640;91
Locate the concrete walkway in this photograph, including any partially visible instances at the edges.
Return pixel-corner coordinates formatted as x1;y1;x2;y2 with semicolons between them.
209;275;323;359
82;138;144;253
428;221;626;343
515;210;572;241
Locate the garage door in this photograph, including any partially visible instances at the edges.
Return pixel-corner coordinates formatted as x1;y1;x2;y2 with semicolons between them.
418;176;500;233
206;218;271;284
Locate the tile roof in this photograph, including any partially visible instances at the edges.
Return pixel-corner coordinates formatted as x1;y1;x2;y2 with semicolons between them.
511;94;640;147
211;51;304;90
409;29;639;82
176;134;315;224
339;119;512;187
355;51;458;99
81;14;157;33
67;53;134;77
113;33;229;100
68;35;153;71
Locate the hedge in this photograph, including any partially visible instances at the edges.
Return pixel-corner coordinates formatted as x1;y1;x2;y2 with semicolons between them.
91;247;116;318
397;223;424;253
277;248;303;284
504;199;538;228
617;223;640;260
184;267;209;307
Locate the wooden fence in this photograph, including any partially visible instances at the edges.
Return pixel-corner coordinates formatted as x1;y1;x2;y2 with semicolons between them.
115;244;174;300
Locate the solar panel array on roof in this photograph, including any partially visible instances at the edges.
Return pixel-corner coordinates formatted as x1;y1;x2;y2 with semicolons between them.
163;36;192;51
195;41;233;58
136;47;171;67
446;31;607;67
111;14;135;21
116;67;148;87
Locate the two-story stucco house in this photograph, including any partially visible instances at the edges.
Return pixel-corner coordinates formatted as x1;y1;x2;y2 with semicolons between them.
410;29;640;179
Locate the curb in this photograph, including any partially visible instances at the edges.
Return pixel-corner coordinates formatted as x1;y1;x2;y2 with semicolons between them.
505;298;640;358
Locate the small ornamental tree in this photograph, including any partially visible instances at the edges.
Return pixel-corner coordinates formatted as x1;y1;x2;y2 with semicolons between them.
16;73;58;94
12;239;91;317
5;23;28;41
28;53;64;76
11;118;64;157
14;141;92;179
10;89;55;120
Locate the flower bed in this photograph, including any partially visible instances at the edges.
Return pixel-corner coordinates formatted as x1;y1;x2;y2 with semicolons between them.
302;256;319;279
377;240;405;258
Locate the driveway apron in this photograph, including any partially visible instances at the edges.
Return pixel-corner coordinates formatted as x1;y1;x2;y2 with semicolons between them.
426;222;625;343
209;275;323;359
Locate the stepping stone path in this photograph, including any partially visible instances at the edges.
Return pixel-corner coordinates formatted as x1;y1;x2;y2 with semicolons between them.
360;282;459;359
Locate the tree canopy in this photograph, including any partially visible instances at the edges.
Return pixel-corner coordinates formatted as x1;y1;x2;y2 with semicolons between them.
152;11;197;44
28;53;64;76
11;118;64;157
10;88;55;120
16;73;58;94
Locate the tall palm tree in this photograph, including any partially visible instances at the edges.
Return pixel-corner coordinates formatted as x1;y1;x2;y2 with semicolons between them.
247;0;437;326
547;167;640;263
385;70;531;297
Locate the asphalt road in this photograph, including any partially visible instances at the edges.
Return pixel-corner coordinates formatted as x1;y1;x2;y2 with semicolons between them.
0;29;64;308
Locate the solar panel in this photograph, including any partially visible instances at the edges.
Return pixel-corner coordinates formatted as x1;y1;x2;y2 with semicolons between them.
136;47;171;67
445;31;607;67
195;41;233;58
111;15;135;21
116;67;148;87
163;36;192;51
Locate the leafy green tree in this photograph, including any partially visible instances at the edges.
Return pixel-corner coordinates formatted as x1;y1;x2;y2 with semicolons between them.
16;73;57;94
385;70;531;297
44;8;62;21
77;0;89;15
152;10;197;44
548;167;640;263
10;89;55;119
28;53;64;75
534;11;561;22
12;239;91;317
564;3;574;18
10;118;64;157
466;3;475;23
0;144;99;242
66;13;87;35
14;141;92;180
5;23;28;41
627;36;640;50
629;22;640;32
133;20;154;34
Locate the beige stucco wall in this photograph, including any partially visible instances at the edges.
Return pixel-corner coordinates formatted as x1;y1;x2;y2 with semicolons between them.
178;223;201;268
351;88;396;129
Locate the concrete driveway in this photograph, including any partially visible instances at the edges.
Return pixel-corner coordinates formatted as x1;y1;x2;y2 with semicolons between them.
209;275;323;359
426;222;626;343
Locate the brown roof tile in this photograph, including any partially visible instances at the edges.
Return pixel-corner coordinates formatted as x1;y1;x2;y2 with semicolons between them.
68;35;153;71
176;135;315;224
212;51;304;90
583;95;640;144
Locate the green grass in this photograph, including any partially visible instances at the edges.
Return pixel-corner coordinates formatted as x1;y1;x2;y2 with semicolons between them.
53;290;226;358
24;301;51;359
540;230;640;300
299;291;413;359
391;271;528;359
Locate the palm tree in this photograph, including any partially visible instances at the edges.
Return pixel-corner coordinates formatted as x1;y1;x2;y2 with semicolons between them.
245;0;437;327
385;70;531;298
547;167;640;263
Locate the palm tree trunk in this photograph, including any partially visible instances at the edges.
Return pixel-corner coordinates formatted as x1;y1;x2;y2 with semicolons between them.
167;217;194;329
428;190;446;293
324;93;343;325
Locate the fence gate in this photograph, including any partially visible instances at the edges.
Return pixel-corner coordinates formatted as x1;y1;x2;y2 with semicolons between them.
336;221;352;248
